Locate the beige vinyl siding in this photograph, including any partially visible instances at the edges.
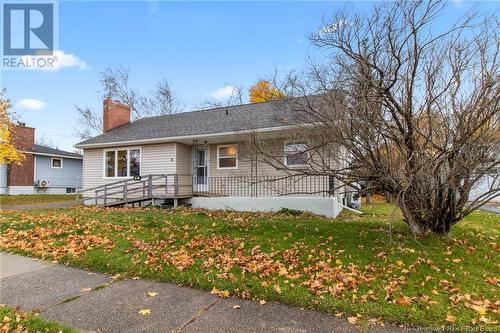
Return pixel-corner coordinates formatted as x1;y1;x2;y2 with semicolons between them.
207;139;338;197
82;143;176;195
175;143;193;196
82;136;344;199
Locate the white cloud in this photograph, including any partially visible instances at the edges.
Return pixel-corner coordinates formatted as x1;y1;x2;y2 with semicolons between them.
51;50;89;71
15;98;47;110
20;50;89;71
209;86;238;100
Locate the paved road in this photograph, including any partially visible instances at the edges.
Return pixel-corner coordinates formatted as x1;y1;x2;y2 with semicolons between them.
0;253;403;333
0;201;74;210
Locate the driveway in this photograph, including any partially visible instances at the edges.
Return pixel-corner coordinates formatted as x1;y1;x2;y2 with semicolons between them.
0;252;403;333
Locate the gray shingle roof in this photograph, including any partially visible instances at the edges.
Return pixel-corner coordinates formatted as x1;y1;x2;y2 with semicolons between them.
76;100;303;147
29;145;83;159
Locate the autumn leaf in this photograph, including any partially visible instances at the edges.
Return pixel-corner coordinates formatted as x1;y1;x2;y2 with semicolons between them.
469;304;487;316
148;292;158;297
273;284;282;294
233;305;240;309
396;296;412;305
259;300;266;305
347;316;358;325
210;288;230;298
138;309;151;315
445;314;455;323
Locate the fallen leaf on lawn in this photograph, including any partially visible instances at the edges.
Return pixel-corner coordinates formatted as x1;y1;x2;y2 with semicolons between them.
395;260;404;267
138;309;151;315
273;284;282;294
446;314;455;323
334;312;343;317
259;300;266;305
347;316;358;325
479;316;497;325
233;305;240;309
210;288;230;298
469;304;487;316
451;258;463;263
395;296;412;305
148;292;158;297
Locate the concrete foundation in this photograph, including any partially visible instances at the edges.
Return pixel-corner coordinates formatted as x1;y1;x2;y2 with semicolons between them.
187;196;342;218
7;186;34;195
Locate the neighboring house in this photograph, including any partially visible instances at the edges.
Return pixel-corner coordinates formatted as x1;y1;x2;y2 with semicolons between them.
0;124;83;195
75;98;345;217
469;148;500;203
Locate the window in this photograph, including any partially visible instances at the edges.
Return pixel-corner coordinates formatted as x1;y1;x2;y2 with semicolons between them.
66;188;76;194
51;158;63;168
105;151;115;177
284;142;309;166
217;144;238;169
104;148;141;178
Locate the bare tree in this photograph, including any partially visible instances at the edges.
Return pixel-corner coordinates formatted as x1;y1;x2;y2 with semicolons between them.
36;137;57;149
75;66;182;140
255;1;499;236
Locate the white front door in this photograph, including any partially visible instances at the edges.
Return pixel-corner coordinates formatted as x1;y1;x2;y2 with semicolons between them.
194;148;208;192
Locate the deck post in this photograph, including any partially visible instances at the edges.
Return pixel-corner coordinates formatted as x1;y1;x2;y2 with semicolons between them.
103;184;107;206
174;174;179;208
148;174;153;198
95;191;98;205
123;181;128;204
165;176;168;196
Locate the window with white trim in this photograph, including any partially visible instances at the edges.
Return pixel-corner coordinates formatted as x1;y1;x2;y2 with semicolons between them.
284;142;309;166
51;158;63;168
104;148;141;178
217;144;238;169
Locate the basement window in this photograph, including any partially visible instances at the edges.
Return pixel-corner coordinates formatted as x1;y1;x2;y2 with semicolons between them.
104;148;141;178
51;158;63;168
217;144;238;169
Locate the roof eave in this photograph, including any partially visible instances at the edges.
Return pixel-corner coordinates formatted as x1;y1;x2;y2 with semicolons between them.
74;124;308;149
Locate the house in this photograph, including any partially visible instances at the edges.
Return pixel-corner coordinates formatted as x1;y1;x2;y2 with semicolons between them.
75;98;345;217
0;124;83;195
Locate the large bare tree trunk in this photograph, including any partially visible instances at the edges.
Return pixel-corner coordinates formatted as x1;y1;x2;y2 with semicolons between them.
254;1;499;236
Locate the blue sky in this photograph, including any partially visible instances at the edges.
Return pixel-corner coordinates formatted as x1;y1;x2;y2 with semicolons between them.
1;0;498;151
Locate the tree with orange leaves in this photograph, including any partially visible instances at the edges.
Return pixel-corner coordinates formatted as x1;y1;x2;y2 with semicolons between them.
249;80;285;103
0;90;25;165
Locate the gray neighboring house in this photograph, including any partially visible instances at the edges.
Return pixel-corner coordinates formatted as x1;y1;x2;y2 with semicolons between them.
29;145;83;194
75;98;345;217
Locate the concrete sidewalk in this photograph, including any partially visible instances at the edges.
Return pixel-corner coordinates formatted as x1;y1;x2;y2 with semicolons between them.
0;253;402;333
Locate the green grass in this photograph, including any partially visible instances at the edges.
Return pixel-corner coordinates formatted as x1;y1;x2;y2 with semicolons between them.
0;194;77;206
0;305;80;332
0;204;498;328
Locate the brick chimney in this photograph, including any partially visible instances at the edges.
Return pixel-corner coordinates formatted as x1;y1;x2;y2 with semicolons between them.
103;97;131;132
12;123;35;150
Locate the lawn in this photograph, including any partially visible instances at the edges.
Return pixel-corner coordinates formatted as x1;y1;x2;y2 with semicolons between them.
0;305;79;332
0;194;77;207
0;204;498;328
